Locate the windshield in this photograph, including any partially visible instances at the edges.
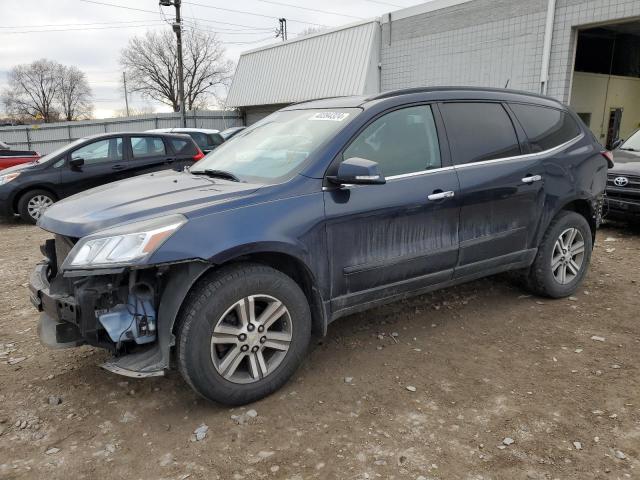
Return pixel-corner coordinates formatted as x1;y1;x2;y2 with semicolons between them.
620;130;640;153
35;138;86;164
190;109;359;182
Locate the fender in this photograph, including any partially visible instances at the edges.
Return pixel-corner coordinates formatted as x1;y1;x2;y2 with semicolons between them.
535;193;602;247
156;261;212;372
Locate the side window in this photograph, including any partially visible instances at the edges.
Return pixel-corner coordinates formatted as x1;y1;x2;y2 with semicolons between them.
131;137;166;159
439;102;521;165
71;138;123;165
188;132;208;149
343;105;441;177
170;138;191;154
209;133;224;146
510;104;581;152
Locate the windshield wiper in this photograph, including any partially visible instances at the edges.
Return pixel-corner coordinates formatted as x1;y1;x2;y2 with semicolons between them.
192;169;241;182
620;147;639;152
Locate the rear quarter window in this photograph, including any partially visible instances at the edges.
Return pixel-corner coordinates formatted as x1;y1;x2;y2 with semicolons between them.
510;103;581;153
170;138;193;154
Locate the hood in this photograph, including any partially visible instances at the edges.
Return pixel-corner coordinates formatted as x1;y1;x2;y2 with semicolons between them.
0;161;39;175
610;149;640;175
39;169;262;237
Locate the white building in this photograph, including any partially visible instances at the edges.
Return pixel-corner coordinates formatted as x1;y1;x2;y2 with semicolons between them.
227;0;640;147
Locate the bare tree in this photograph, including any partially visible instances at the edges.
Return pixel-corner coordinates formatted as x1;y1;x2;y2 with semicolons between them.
112;106;155;118
120;28;233;112
3;59;61;123
2;60;93;123
58;66;93;121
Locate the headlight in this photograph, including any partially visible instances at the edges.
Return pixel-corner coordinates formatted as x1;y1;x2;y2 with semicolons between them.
0;172;20;185
63;214;187;269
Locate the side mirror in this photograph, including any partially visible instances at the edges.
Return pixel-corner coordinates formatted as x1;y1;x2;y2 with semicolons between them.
612;138;624;150
69;157;85;169
328;157;386;186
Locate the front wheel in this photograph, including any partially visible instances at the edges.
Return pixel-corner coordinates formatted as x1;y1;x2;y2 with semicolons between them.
177;263;311;405
525;211;593;298
17;189;56;224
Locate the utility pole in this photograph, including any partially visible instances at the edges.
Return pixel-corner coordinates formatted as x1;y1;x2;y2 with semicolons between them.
276;18;287;42
122;72;130;117
160;0;187;127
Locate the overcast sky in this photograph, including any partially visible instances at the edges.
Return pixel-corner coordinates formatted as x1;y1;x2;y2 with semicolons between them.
0;0;423;119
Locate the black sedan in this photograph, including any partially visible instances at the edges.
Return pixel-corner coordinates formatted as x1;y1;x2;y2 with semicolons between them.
0;132;204;223
607;129;640;221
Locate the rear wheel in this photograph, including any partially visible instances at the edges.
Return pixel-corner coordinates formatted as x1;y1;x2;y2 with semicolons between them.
17;190;56;224
525;211;593;298
177;263;311;405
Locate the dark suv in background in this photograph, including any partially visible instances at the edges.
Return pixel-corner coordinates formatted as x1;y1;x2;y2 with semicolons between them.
606;129;640;221
29;87;609;405
0;132;204;223
146;128;225;154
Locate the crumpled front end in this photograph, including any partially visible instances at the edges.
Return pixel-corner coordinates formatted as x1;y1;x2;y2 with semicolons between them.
30;235;169;377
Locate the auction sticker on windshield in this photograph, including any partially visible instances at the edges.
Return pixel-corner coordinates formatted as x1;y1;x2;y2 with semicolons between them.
309;112;350;122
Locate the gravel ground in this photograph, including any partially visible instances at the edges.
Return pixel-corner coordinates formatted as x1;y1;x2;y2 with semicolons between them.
0;218;638;480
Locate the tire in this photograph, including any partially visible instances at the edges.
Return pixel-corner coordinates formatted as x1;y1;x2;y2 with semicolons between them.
525;211;593;298
176;263;312;406
17;189;56;224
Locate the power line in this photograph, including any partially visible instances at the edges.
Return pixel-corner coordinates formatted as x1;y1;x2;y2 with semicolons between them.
180;20;273;35
0;23;167;35
80;0;281;31
256;0;364;20
182;1;330;27
365;0;405;7
0;19;165;29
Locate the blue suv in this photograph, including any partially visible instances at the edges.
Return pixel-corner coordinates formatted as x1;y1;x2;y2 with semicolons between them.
29;87;610;405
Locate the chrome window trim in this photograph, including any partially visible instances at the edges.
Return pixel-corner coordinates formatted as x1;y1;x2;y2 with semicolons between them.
454;133;584;170
386;166;455;180
322;132;583;189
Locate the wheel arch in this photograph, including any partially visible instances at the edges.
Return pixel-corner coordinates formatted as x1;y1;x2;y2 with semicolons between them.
557;197;598;242
12;185;59;214
223;251;328;339
158;248;328;371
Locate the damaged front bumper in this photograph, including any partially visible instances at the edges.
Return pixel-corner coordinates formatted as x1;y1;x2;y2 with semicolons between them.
29;249;168;378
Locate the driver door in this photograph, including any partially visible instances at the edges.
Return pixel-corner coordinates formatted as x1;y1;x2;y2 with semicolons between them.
323;105;461;313
58;137;125;198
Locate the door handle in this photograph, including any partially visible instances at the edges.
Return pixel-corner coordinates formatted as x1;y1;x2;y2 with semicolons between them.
112;164;126;171
522;174;542;184
427;190;455;201
165;158;175;163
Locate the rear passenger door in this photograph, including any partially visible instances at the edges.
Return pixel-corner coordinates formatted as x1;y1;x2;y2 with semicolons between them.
127;136;174;176
439;102;544;277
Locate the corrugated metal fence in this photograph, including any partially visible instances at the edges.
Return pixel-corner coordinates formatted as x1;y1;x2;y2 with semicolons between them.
0;110;243;154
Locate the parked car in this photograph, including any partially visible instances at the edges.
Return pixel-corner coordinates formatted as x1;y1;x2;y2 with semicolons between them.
220;126;246;141
0;132;204;223
0;140;40;170
30;87;609;405
146;128;224;154
606;129;640;220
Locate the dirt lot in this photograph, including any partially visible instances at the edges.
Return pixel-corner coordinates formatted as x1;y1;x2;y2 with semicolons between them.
0;218;638;480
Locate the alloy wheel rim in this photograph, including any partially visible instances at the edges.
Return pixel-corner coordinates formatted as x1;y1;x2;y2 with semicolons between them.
210;294;292;384
551;227;585;285
27;195;53;220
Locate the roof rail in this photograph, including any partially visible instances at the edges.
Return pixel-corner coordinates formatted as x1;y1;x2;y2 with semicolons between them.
367;86;550;102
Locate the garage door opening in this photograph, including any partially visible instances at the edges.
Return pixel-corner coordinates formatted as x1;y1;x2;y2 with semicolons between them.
570;20;640;149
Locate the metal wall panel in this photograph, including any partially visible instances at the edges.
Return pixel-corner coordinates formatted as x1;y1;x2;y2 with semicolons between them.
227;21;380;107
